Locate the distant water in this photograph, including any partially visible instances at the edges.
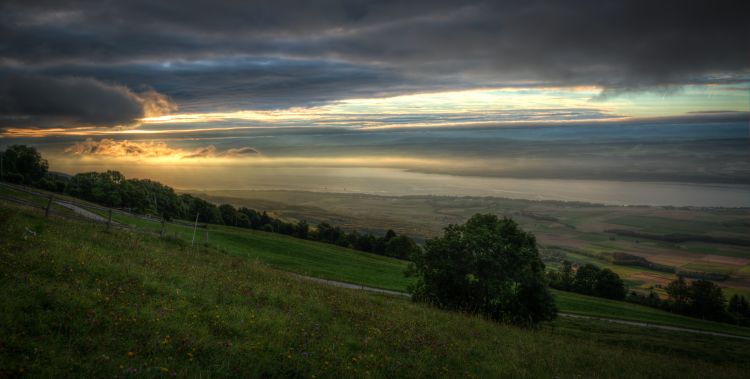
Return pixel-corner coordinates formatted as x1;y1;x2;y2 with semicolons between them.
165;167;750;207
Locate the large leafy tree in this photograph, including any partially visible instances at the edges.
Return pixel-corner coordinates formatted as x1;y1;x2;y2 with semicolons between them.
409;214;556;326
0;145;49;184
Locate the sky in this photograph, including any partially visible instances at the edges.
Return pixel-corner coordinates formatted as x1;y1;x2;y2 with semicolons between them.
0;0;748;198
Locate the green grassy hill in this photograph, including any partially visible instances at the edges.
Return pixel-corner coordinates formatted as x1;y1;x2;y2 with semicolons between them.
194;189;750;298
101;206;750;337
4;181;748;337
1;203;749;377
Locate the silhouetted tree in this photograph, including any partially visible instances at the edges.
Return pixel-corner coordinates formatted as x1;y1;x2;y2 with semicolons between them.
666;275;690;313
728;294;750;326
0;145;48;184
219;204;239;226
384;235;420;260
558;260;575;291
409;214;556;326
549;260;575;291
572;264;600;295
593;268;626;300
384;229;397;241
688;279;727;321
295;220;309;239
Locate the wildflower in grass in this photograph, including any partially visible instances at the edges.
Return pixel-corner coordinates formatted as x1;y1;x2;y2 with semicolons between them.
160;367;169;373
127;351;135;358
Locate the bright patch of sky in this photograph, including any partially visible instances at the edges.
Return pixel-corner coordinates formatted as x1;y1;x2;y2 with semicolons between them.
133;84;747;132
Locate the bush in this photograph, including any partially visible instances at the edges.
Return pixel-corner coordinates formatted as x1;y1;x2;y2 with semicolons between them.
409;214;556;326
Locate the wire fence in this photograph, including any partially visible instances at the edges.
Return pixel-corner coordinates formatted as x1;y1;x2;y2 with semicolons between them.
0;181;210;246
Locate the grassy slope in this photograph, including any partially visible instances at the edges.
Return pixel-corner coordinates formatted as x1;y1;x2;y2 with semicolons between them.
1;204;749;378
553;290;750;336
51;201;750;337
197;190;750;284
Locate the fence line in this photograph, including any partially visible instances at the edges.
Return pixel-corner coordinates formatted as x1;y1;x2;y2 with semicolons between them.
0;182;209;244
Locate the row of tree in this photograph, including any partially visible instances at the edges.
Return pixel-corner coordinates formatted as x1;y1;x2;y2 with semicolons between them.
628;276;750;325
549;259;750;326
216;203;420;259
547;261;627;300
0;145;420;260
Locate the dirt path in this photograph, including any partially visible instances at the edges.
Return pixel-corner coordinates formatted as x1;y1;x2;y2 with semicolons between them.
55;201;112;224
294;274;750;341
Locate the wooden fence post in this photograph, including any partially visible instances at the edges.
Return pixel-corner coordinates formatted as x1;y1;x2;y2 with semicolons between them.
45;195;53;218
191;212;200;247
203;226;209;246
160;217;166;237
106;209;112;231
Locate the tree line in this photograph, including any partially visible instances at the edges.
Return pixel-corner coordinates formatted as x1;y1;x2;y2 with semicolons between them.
548;257;750;326
547;261;627;300
628;275;750;326
0;145;420;260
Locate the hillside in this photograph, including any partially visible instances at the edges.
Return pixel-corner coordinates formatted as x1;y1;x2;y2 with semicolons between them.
1;203;750;378
3;183;749;337
190;190;750;298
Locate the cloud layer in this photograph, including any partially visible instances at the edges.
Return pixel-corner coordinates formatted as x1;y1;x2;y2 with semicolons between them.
0;75;176;129
65;138;259;159
1;0;747;113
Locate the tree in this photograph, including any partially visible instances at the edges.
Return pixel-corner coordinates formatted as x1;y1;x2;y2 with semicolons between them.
408;214;556;326
219;204;239;226
666;276;690;313
238;207;261;229
572;264;600;295
549;260;574;291
593;268;626;300
687;280;727;321
384;235;420;260
0;145;49;184
558;260;575;291
295;220;309;239
728;294;749;325
384;229;397;241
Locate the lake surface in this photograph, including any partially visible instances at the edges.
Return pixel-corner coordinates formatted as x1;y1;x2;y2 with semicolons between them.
162;167;750;207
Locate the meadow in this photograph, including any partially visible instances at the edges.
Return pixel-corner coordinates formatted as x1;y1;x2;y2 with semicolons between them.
192;190;750;297
1;203;749;378
2;183;749;337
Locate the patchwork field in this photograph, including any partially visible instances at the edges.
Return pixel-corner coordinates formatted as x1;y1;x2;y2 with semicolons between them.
190;190;750;297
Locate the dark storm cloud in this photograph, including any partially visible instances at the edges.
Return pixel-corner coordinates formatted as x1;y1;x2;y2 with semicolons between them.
26;58;443;111
0;0;747;109
0;75;176;128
